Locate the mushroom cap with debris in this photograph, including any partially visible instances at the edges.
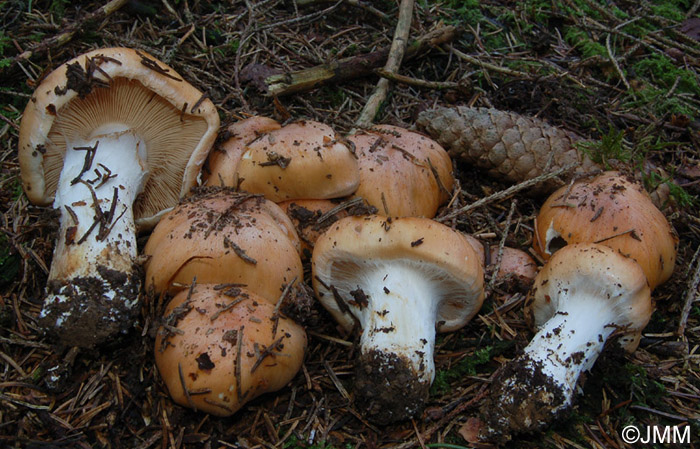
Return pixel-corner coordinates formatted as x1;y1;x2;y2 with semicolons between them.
347;125;454;218
144;187;302;304
155;283;307;417
534;171;678;290
312;215;484;333
205;116;282;188
18;47;220;229
208;119;360;202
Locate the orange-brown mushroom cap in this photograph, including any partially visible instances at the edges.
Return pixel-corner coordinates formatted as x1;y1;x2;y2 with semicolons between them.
347;125;454;218
144;188;302;304
277;197;377;258
205;116;282;187
312;215;484;333
155;284;307;416
534;171;677;290
229;120;360;202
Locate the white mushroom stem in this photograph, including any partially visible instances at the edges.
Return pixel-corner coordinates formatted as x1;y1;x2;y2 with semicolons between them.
356;264;439;385
40;124;148;343
346;262;444;424
479;292;625;440
519;293;620;412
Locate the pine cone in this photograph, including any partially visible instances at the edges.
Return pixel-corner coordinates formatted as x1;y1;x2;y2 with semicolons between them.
416;106;601;193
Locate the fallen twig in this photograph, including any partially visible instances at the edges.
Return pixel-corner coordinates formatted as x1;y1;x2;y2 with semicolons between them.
437;163;578;223
485;200;517;298
355;0;415;128
376;69;469;93
264;25;458;97
678;244;700;335
11;0;130;66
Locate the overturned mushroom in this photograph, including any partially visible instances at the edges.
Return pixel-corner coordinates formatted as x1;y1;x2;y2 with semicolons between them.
312;215;484;423
18;48;219;347
534;171;677;290
477;243;652;441
144;187;302;305
155;283;307;416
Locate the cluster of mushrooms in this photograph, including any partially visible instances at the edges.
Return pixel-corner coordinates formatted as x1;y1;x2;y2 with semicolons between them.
18;48;678;441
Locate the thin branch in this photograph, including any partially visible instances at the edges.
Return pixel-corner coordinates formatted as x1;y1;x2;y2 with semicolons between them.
606;34;630;90
437;163;578;222
11;0;130;65
264;25;458;97
355;0;415;128
450;45;532;79
376;69;467;92
678;244;700;335
485;200;517;298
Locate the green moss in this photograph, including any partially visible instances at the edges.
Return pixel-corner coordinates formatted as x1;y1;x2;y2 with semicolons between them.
49;0;68;19
624;86;697;118
29;31;45;42
577;126;631;168
626;364;667;407
645;170;697;208
430;346;492;395
632;54;700;96
0;30;10;56
650;1;688;21
563;28;607;60
319;86;347;108
443;0;482;25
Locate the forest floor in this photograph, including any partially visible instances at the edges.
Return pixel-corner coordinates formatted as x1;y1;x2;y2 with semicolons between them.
0;1;699;448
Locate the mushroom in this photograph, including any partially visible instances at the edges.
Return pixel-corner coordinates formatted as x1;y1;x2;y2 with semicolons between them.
311;215;484;423
347;125;454;217
155;283;307;416
277;197;377;258
488;246;538;287
534;171;678;289
205;116;282;187
143;187;302;305
478;243;652;441
463;234;538;289
205;119;360;202
18;48;219;347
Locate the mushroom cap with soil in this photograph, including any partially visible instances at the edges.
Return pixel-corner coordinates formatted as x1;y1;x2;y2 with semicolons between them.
155;283;307;417
144;187;302;304
347;125;454;218
18;47;219;347
311;215;484;423
534;171;677;290
208;119;360;202
479;243;652;441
